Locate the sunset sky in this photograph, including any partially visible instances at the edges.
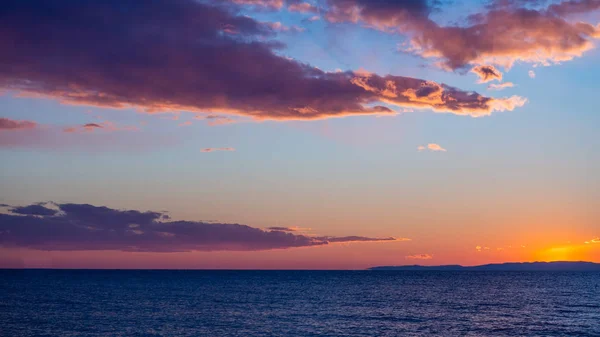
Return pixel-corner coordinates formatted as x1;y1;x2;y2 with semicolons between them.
1;0;599;269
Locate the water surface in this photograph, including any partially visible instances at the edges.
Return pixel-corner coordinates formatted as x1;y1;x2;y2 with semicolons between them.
1;270;599;336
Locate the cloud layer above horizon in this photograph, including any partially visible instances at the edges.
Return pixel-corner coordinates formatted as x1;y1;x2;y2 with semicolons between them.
0;202;400;252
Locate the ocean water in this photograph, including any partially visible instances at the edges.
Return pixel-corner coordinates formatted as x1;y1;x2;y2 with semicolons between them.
1;270;599;336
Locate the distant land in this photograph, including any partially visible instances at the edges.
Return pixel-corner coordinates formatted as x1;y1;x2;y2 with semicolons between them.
369;261;600;271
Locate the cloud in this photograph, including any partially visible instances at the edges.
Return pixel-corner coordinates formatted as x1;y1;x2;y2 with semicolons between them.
405;254;433;260
268;227;299;231
0;0;524;121
488;82;515;90
529;70;536;78
418;143;447;152
195;115;237;126
231;0;284;9
267;226;312;232
0;117;37;131
324;0;600;70
314;236;407;243
288;2;319;13
201;147;236;153
471;65;503;83
0;202;401;252
584;237;600;244
427;144;446;152
63;121;136;133
10;204;58;216
265;21;305;33
325;0;433;27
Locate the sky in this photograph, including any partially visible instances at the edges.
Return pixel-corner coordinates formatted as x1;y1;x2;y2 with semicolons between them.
0;0;599;269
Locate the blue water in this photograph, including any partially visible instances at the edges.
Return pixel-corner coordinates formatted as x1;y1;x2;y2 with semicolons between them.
1;270;599;336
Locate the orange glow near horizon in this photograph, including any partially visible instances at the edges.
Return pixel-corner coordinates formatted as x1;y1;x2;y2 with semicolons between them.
2;237;598;270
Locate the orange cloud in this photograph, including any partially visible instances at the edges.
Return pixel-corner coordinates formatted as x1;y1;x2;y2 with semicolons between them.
419;143;447;152
585;237;600;244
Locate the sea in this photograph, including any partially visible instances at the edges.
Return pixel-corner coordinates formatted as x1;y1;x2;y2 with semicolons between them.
1;270;599;336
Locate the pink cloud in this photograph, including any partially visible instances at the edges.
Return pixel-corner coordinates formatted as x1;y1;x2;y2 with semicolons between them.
231;0;283;9
0;117;37;131
324;0;600;70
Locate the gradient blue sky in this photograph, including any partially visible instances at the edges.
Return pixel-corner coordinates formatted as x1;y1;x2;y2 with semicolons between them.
1;0;599;268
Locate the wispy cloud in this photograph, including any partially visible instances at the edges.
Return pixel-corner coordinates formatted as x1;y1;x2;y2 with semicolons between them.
584;237;600;244
63;121;136;133
201;147;236;153
488;82;515;90
195;115;237;126
529;70;536;79
288;2;319;13
267;226;312;232
264;21;305;33
405;254;433;260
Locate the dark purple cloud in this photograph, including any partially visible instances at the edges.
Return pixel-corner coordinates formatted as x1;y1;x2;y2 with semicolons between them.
315;235;406;243
83;123;102;129
0;0;522;119
10;204;58;216
471;65;503;83
325;0;433;26
0;202;398;251
267;226;299;232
